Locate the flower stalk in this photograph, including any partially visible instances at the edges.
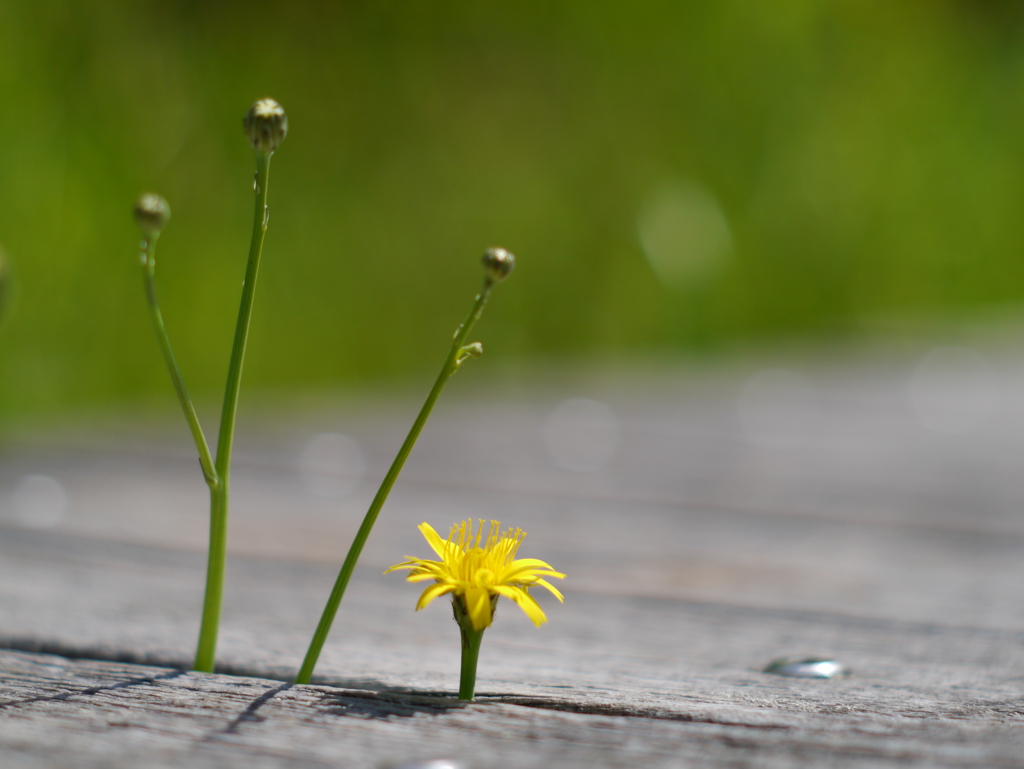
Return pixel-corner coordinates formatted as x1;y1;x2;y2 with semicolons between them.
137;197;217;487
295;249;516;685
455;594;490;700
136;98;286;673
193;146;272;673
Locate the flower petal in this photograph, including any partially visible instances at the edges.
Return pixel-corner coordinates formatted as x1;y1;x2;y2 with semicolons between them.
387;557;447;576
416;581;455;611
464;586;493;630
535;578;564;602
419;523;449;559
383;558;418;574
501;559;565;582
493;585;548;626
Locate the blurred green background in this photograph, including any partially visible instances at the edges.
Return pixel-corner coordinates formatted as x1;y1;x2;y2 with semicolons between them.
1;0;1023;420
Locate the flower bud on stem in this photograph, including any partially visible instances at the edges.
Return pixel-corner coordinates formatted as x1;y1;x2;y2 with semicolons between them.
295;249;516;685
244;99;288;155
481;247;515;285
134;193;171;239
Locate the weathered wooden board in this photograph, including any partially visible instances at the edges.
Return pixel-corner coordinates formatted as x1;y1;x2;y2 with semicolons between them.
1;352;1024;765
5;648;1022;769
3;523;1024;710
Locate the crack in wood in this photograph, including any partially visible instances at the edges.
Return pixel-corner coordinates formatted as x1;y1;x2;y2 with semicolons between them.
482;694;794;729
0;668;185;709
0;637;291;682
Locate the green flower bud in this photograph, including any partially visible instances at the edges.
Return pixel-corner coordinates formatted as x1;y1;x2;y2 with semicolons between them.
481;247;515;284
133;193;171;238
244;98;288;154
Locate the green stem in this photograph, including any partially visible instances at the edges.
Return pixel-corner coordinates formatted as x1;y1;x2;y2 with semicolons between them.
141;236;217;487
295;278;497;684
193;150;273;673
459;624;485;701
194;486;226;671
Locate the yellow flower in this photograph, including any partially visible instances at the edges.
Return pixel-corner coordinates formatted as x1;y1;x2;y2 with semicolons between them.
386;519;565;631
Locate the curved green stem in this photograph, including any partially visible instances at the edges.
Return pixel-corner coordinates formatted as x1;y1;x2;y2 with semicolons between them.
141;236;217;487
193;150;273;673
295;278;496;684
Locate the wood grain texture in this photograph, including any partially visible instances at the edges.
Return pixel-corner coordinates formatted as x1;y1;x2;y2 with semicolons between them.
1;354;1024;765
1;647;1024;769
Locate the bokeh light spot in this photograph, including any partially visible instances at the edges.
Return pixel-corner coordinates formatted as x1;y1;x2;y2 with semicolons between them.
908;346;998;435
297;433;367;498
12;474;67;529
637;179;732;290
736;369;819;449
543;398;619;472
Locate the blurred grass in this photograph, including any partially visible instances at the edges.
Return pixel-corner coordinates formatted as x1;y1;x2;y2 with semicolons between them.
0;0;1023;419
